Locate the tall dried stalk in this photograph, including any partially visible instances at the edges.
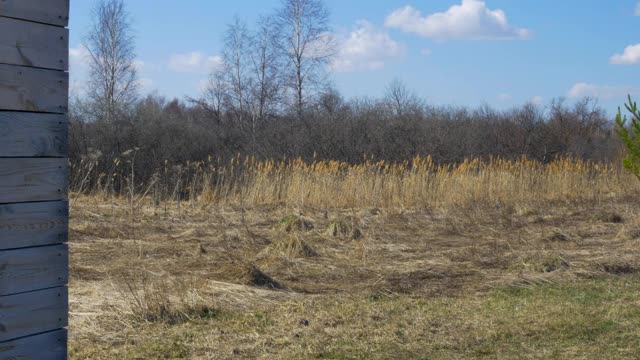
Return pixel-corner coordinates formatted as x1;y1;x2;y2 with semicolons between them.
70;156;639;212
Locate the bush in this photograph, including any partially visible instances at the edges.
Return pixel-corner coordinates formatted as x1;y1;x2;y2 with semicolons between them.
616;96;640;179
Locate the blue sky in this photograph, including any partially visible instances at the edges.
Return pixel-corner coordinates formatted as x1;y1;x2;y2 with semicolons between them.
69;0;640;116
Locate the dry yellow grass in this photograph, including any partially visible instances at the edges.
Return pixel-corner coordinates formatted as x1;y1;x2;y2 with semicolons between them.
73;156;639;211
67;157;640;359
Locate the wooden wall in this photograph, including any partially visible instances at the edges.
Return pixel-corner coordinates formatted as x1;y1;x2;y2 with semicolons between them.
0;1;69;358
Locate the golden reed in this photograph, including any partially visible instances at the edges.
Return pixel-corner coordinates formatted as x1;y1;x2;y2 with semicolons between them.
72;155;639;210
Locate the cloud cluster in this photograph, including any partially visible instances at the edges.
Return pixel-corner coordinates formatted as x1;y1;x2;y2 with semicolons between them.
384;0;530;40
567;83;638;100
529;96;544;106
69;45;90;66
331;20;404;72
610;44;640;65
168;51;223;74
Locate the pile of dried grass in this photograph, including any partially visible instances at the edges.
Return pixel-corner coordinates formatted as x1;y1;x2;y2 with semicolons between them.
277;214;314;233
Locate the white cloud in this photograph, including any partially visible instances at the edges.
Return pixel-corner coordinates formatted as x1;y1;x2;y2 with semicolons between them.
610;44;640;65
420;48;432;56
529;96;544;105
69;46;90;96
384;0;530;40
132;59;146;71
497;93;512;102
306;32;336;60
331;20;404;72
138;78;154;92
168;51;223;74
69;45;90;67
567;83;638;100
635;2;640;16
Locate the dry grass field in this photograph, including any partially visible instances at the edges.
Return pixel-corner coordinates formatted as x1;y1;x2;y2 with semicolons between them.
68;157;640;359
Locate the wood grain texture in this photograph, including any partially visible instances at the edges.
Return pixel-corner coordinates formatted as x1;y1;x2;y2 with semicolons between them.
0;64;68;114
0;0;69;27
0;112;67;157
0;244;68;296
0;158;67;204
0;17;68;71
0;201;67;251
0;287;67;343
0;329;67;360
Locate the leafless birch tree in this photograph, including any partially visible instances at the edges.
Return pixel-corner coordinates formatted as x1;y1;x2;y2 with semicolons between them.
222;17;252;125
85;0;138;123
276;0;335;121
250;16;282;121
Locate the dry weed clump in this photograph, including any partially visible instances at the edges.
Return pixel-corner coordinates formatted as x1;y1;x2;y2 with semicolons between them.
325;217;363;240
510;253;572;274
548;230;572;242
261;233;318;258
277;214;314;233
123;277;218;325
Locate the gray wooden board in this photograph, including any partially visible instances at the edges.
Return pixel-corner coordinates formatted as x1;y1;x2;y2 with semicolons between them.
0;201;68;251
0;64;68;114
0;0;69;27
0;287;67;343
0;17;68;71
0;112;67;157
0;329;67;360
0;158;67;204
0;244;68;296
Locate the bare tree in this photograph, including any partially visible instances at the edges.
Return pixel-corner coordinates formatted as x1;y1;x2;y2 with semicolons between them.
384;79;422;117
250;16;282;121
85;0;138;123
198;70;229;124
222;17;252;125
276;0;334;121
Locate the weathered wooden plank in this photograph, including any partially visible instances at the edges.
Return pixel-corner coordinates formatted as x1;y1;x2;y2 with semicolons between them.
0;64;68;114
0;17;68;71
0;158;67;204
0;112;67;157
0;0;69;27
0;287;67;343
0;329;67;360
0;201;67;251
0;244;68;296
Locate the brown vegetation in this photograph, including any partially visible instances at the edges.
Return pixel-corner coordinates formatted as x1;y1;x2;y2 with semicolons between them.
68;157;640;358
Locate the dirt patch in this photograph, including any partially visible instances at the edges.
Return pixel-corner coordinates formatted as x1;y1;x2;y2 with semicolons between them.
602;213;624;224
244;264;283;289
382;267;470;295
600;261;639;275
218;261;284;290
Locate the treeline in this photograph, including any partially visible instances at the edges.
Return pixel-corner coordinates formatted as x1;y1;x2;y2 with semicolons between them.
69;92;619;182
